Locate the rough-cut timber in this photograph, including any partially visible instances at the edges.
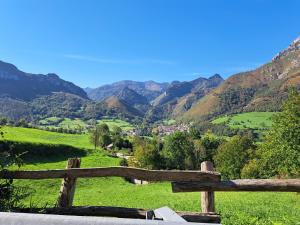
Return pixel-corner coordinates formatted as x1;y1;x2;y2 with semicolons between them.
172;179;300;192
15;206;221;223
0;167;220;182
200;161;215;213
57;158;81;208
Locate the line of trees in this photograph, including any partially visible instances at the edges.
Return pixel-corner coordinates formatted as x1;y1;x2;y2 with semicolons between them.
128;131;225;171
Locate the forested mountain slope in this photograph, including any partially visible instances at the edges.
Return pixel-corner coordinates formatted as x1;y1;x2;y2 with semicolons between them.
183;36;300;120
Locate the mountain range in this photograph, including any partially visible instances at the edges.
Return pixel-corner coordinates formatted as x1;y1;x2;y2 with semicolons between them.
0;36;299;123
183;36;300;121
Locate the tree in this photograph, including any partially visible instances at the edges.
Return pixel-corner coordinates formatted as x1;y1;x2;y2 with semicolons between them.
97;123;112;148
99;134;112;148
214;135;256;180
111;125;122;136
199;132;223;162
254;89;300;178
98;123;110;135
131;137;163;169
15;118;28;128
0;124;3;139
89;126;101;150
162;132;195;170
0;117;7;126
193;139;206;169
189;125;201;139
111;126;123;149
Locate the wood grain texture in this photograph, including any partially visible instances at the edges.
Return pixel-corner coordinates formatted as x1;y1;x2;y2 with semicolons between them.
172;179;300;192
57;158;81;208
200;161;215;213
0;166;220;182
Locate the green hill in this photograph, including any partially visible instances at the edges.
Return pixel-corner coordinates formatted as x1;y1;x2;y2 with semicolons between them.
212;112;277;129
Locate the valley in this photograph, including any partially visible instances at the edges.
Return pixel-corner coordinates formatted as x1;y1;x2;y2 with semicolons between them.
0;35;299;225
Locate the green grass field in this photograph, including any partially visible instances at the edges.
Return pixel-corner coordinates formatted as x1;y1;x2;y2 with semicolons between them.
2;126;93;149
97;118;135;131
212;112;278;129
162;119;176;125
2;127;300;225
39;117;135;132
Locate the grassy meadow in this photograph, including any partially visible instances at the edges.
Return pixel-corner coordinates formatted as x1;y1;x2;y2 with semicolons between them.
97;118;135;131
1;126;300;225
2;126;92;149
38;117;135;132
212;112;277;129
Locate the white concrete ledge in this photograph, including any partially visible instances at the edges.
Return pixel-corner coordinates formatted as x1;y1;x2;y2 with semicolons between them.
0;212;221;225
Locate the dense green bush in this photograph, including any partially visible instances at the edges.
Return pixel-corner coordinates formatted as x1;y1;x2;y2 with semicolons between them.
162;132;196;170
214;135;256;180
131;137;163;169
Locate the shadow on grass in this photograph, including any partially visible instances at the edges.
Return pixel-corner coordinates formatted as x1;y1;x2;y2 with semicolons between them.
0;140;87;165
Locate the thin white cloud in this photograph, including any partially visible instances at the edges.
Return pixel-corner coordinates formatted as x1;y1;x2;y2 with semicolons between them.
63;54;176;65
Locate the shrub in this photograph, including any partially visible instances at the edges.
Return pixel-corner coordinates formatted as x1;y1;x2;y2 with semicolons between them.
132;137;163;169
162;132;195;170
214;135;256;180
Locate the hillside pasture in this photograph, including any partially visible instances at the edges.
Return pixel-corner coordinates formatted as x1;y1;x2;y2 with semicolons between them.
2;126;93;150
162;119;176;125
38;117;135;132
2;127;300;225
97;118;135;131
12;152;300;225
212;112;277;129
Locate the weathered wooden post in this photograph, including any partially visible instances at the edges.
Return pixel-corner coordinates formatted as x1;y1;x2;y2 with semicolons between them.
200;161;215;213
57;158;81;208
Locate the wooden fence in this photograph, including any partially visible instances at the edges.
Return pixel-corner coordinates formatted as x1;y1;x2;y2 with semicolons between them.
1;158;300;223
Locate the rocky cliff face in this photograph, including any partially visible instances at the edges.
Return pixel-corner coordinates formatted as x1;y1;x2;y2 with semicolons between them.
273;36;300;61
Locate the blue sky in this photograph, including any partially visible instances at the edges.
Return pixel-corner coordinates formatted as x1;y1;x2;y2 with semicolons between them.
0;0;299;88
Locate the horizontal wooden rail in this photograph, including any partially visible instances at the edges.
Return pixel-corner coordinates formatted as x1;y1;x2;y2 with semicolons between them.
0;167;220;182
172;179;300;192
15;206;221;223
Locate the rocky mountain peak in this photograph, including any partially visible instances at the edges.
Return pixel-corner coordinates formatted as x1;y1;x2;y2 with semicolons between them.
272;36;300;61
209;73;223;81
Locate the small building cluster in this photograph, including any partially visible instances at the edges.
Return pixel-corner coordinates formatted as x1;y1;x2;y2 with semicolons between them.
155;124;189;136
123;129;137;136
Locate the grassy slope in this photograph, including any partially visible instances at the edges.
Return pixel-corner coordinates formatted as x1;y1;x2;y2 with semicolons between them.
97;119;134;131
212;112;277;129
2;126;92;149
39;117;135;131
3;127;300;225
